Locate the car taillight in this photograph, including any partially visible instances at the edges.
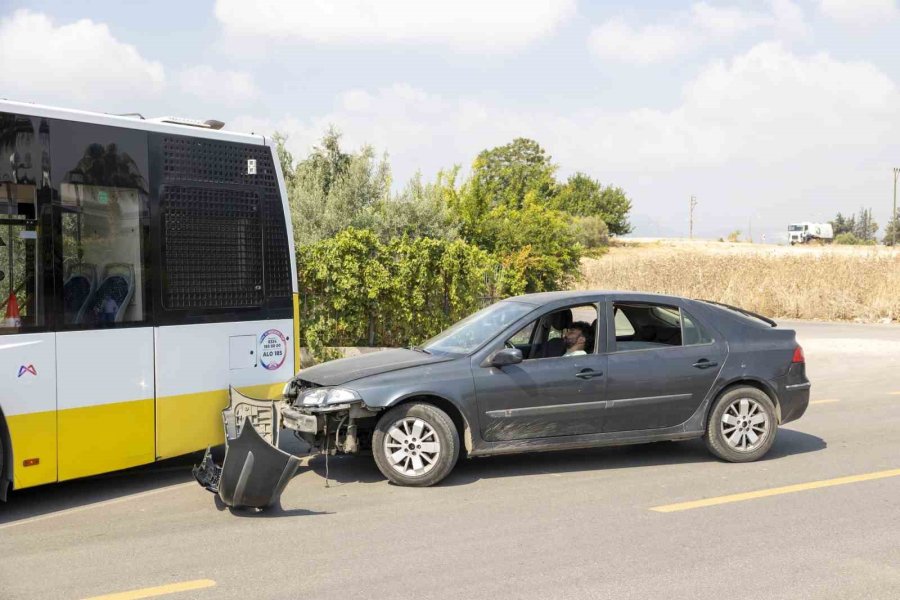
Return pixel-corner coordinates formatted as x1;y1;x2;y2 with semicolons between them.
792;345;805;364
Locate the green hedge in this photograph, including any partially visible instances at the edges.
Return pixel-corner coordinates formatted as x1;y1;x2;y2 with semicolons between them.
297;228;497;359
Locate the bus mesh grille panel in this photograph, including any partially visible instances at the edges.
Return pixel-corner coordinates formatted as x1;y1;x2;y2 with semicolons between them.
161;136;292;302
162;186;263;308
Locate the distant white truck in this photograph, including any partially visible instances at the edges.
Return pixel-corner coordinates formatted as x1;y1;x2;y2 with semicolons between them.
788;222;833;245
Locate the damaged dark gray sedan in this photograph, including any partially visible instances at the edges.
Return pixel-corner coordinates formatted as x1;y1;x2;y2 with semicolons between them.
195;291;810;508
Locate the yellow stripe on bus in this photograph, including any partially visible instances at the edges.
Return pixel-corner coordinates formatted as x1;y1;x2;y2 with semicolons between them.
5;410;57;489
156;383;284;460
8;384;287;489
58;398;156;481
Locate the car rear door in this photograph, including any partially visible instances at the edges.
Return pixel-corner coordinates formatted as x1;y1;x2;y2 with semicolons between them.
472;303;608;442
603;300;726;433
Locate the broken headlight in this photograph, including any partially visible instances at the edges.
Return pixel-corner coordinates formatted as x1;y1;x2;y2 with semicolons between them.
299;387;361;406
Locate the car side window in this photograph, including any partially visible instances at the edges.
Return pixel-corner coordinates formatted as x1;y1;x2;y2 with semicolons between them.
614;308;635;337
507;304;600;360
507;321;536;347
613;302;683;351
682;309;713;345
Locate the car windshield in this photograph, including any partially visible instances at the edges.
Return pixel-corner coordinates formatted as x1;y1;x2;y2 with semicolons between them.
421;301;535;356
788;225;803;231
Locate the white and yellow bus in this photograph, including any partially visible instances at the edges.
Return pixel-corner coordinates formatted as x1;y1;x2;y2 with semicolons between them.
0;100;298;498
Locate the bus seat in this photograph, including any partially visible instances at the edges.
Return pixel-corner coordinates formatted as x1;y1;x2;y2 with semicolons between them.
79;263;135;325
63;263;97;324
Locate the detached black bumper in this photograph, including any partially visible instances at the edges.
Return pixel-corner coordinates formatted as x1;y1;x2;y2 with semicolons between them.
193;388;302;509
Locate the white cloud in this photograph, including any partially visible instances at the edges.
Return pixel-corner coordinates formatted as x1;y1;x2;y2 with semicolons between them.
690;2;768;37
818;0;899;27
177;65;259;104
214;0;575;52
588;1;808;65
233;44;900;236
589;19;697;65
0;10;164;107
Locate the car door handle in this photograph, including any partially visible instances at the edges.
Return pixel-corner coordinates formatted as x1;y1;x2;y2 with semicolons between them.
575;369;604;379
693;359;718;369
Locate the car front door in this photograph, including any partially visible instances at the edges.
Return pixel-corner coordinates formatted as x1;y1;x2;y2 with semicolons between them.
472;303;607;442
603;300;726;433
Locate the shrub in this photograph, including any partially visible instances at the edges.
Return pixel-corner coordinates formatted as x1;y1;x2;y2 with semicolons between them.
834;232;862;245
552;173;633;235
297;228;494;359
570;215;610;249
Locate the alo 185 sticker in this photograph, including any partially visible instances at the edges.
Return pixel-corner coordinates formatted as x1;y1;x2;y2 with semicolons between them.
259;329;287;370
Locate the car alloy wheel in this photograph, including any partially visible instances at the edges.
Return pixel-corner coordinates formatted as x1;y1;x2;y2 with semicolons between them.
383;417;442;477
720;397;770;452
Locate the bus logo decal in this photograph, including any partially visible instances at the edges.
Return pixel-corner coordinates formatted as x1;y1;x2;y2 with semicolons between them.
258;329;287;371
18;364;37;378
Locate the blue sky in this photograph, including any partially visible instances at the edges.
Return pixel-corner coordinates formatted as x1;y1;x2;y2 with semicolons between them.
3;0;900;241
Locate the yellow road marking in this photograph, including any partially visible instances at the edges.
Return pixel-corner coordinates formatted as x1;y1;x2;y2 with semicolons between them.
810;399;840;405
651;468;900;513
82;579;215;600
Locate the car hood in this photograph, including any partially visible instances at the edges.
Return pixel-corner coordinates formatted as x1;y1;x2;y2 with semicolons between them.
293;349;454;387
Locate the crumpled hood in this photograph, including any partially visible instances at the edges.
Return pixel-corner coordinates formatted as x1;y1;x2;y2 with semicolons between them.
293;349;453;387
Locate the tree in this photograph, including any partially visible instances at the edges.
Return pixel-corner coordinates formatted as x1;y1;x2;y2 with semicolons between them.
830;212;855;236
552;172;633;235
366;171;459;242
285;128;391;247
273;132;295;189
852;207;878;242
467;138;557;212
882;208;900;246
485;197;582;294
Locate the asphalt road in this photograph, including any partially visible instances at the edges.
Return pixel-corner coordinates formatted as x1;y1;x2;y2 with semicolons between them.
2;320;898;600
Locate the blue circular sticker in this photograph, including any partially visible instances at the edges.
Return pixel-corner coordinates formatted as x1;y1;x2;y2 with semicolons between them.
259;329;287;370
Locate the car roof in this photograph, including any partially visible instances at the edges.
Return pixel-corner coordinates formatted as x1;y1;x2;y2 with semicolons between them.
505;290;689;306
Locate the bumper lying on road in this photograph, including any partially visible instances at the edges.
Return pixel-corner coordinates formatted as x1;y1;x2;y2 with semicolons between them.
193;388;302;509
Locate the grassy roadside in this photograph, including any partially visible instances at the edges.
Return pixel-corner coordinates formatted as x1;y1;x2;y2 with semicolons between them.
576;240;900;323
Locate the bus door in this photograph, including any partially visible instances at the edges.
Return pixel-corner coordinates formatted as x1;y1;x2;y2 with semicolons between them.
51;120;156;481
1;133;58;489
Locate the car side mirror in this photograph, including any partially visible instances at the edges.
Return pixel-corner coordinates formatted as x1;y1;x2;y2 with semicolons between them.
487;347;523;367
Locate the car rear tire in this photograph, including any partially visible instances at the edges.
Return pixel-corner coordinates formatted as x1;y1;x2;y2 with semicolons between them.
372;402;460;487
704;386;777;463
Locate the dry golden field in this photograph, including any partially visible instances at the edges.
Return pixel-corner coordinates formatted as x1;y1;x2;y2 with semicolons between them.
577;239;900;323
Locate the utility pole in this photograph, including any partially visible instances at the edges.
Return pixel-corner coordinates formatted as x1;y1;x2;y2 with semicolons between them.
689;195;698;240
893;168;899;247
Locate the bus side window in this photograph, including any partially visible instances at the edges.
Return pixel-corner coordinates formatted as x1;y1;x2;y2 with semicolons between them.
1;112;49;334
52;120;150;327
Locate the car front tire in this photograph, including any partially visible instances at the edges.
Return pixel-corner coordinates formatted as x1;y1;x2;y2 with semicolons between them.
704;386;778;463
372;402;460;487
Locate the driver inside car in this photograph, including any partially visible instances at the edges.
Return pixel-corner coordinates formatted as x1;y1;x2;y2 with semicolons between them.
563;321;592;356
